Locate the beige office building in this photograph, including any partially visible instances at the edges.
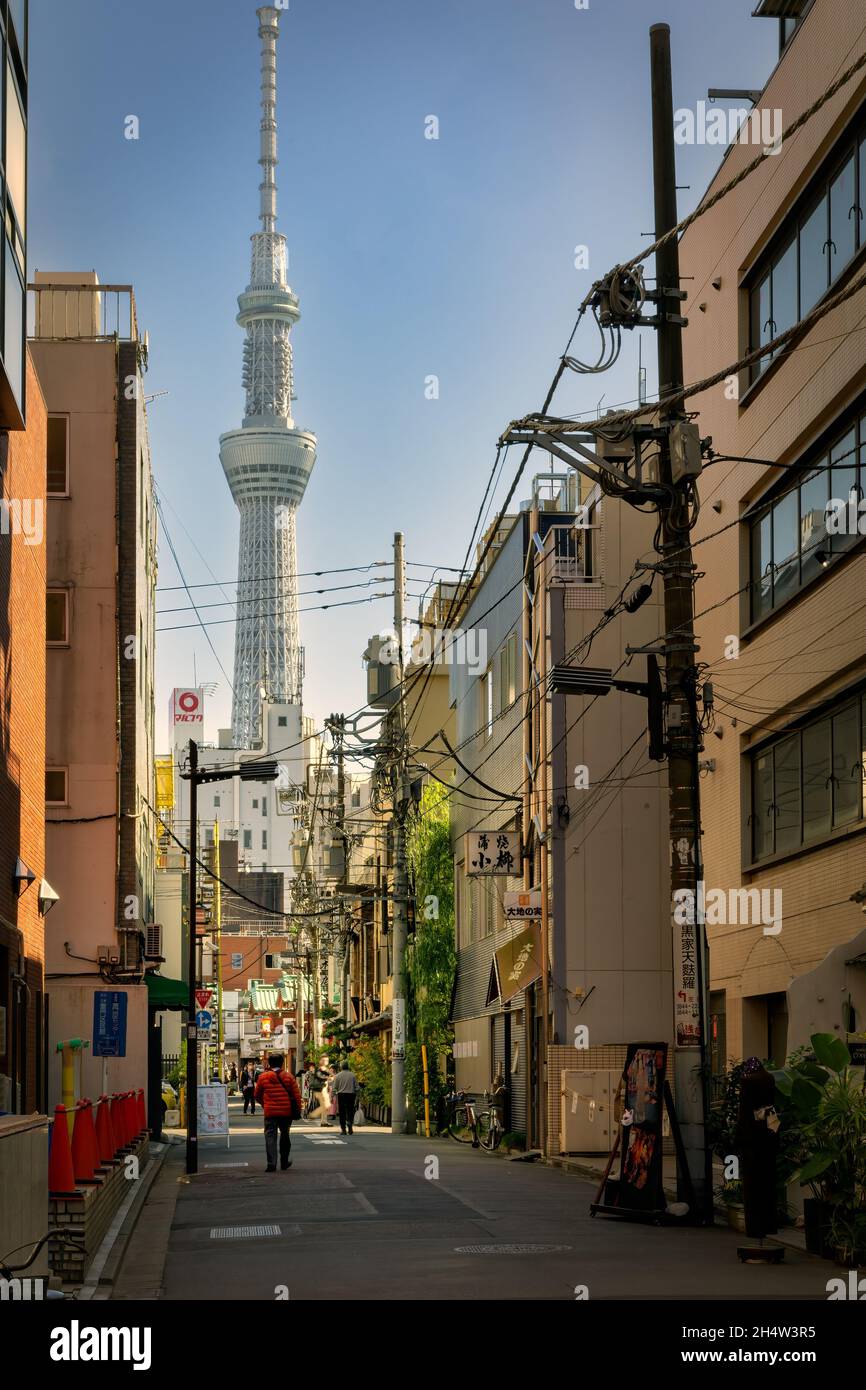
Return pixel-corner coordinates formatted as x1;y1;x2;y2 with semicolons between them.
680;0;866;1068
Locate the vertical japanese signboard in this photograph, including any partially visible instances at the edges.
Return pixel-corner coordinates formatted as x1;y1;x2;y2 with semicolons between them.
93;991;128;1058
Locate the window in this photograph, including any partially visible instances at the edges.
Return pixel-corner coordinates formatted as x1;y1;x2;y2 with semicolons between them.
47;416;69;494
749;690;866;861
243;830;252;850
498;633;517;713
264;953;276;970
262;831;267;850
252;798;258;809
9;1;26;60
351;788;361;808
749;112;866;385
747;409;866;622
214;795;220;808
278;715;287;727
46;589;68;643
45;767;67;805
262;799;267;816
479;668;493;741
5;63;25;240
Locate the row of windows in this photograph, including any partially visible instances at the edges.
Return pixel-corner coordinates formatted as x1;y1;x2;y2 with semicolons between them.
478;632;518;744
455;865;517;949
749;412;866;622
749;108;866;385
751;691;866;862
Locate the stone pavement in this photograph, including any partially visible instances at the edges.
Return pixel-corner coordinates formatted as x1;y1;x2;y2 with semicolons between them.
112;1096;834;1302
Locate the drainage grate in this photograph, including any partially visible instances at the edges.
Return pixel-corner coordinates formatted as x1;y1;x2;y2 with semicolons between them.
454;1243;572;1255
210;1224;282;1240
204;1161;249;1169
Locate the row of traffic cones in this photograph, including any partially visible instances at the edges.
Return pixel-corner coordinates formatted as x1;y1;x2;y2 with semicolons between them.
50;1090;148;1196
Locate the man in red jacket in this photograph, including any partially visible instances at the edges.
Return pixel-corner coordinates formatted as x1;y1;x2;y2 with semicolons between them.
255;1053;302;1172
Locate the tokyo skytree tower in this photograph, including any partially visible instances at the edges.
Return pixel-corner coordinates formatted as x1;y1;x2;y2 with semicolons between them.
220;6;317;747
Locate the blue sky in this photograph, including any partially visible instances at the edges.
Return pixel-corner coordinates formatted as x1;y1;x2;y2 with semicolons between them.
29;0;778;745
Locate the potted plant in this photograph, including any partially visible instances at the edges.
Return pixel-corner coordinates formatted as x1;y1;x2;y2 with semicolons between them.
773;1033;866;1265
707;1060;748;1229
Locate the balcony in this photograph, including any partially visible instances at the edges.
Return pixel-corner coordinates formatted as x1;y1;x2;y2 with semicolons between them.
28;282;139;344
542;523;599;587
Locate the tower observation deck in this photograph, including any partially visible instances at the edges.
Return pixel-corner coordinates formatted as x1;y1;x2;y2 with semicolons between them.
220;5;316;748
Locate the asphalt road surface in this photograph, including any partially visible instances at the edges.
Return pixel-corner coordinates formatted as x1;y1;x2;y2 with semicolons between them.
115;1097;832;1302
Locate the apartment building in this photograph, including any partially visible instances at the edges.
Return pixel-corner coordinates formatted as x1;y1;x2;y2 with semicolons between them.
30;272;158;1105
679;0;866;1067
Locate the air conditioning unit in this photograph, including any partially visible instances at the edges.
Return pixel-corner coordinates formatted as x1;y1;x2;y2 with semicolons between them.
144;923;163;960
97;943;120;966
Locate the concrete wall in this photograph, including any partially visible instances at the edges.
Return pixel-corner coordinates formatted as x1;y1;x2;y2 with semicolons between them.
47;981;148;1108
0;1115;50;1278
559;495;672;1048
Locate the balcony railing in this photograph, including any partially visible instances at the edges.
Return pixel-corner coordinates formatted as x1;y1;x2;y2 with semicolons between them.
543;522;599;586
28;283;139;343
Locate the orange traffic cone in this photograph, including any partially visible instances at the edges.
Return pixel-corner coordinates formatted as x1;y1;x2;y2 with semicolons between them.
79;1099;102;1179
49;1105;78;1196
71;1102;96;1183
136;1088;147;1134
124;1090;137;1143
96;1094;117;1161
111;1092;128;1147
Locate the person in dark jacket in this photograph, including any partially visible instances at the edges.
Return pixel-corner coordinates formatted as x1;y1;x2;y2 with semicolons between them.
240;1064;256;1114
255;1052;302;1171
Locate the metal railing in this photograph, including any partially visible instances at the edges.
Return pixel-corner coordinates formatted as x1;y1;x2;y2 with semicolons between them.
543;522;599;585
28;283;139;343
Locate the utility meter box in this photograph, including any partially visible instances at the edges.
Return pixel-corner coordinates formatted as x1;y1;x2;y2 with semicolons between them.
559;1069;618;1154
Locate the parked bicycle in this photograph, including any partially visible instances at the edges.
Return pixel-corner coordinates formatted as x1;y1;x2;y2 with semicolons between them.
444;1088;505;1151
0;1229;85;1298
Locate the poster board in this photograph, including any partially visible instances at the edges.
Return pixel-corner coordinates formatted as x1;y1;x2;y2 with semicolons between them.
616;1042;667;1212
198;1083;230;1147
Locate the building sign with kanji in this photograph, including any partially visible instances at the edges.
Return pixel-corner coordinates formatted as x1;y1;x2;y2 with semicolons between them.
492;922;542;1004
464;831;520;875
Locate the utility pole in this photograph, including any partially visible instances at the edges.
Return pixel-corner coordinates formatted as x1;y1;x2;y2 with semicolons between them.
650;22;711;1220
186;739;199;1176
390;530;408;1133
215;819;223;1072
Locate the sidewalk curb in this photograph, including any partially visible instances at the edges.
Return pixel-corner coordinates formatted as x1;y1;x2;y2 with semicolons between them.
76;1137;175;1299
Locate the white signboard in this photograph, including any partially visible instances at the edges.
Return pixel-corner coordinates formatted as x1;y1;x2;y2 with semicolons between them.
197;1083;229;1140
392;997;406;1061
464;831;520;875
170;688;204;749
504;890;542;920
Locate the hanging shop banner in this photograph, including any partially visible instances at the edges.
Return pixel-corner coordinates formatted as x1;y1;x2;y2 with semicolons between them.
493;921;542;1004
671;842;701;1047
464;831;520;875
197;1083;229;1137
617;1042;668;1212
503;890;542;921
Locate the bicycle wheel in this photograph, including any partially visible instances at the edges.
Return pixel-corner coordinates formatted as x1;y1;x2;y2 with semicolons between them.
445;1107;476;1144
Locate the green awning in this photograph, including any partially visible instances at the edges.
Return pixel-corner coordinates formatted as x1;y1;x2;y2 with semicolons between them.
146;973;188;1009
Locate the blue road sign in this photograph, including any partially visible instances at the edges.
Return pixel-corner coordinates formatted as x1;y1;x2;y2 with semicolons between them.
195;1010;213;1030
93;991;128;1058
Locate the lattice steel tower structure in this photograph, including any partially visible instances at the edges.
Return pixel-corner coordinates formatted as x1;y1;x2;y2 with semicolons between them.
220;5;316;747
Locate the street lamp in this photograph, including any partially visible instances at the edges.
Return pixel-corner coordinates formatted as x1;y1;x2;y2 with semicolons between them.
180;740;279;1175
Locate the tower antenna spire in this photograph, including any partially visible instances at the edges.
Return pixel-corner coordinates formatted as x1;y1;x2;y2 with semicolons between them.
257;6;279;233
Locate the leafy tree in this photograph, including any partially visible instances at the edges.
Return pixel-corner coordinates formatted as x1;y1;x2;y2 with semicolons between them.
405;783;457;1115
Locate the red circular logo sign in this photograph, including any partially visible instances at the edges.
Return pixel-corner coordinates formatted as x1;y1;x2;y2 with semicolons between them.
178;691;199;712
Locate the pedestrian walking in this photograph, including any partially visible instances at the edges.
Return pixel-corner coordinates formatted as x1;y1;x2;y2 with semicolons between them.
331;1061;360;1135
327;1064;339;1123
241;1063;256;1115
254;1052;302;1172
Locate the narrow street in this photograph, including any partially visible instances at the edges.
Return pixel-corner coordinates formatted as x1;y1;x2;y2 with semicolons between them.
114;1098;827;1302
